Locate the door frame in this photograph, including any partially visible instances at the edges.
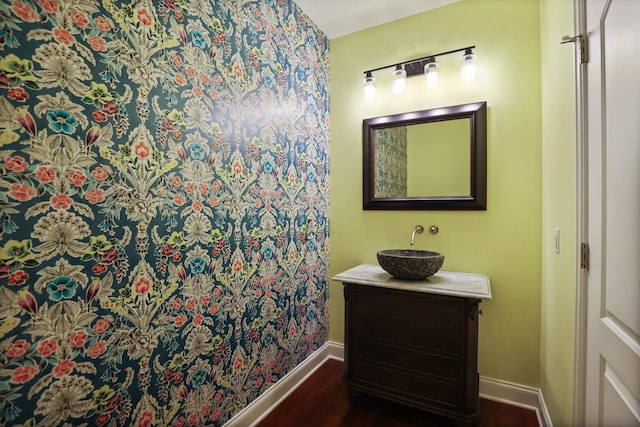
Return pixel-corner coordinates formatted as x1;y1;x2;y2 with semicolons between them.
572;0;588;424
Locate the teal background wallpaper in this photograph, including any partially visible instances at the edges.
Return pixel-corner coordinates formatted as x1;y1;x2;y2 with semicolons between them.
0;0;329;425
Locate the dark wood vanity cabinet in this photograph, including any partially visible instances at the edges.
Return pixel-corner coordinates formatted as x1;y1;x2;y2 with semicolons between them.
343;283;481;427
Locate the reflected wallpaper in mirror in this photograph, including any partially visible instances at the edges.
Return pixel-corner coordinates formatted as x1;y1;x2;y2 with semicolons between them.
373;126;408;197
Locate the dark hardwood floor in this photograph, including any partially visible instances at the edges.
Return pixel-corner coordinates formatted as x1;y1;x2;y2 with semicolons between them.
256;359;539;427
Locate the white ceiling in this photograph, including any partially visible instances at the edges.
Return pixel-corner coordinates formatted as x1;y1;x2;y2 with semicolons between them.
293;0;460;39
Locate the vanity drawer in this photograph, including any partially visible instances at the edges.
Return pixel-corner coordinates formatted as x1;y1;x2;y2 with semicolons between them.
352;286;465;327
350;359;459;408
352;312;462;354
353;336;460;381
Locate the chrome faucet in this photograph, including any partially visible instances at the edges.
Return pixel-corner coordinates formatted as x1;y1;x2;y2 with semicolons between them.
410;225;424;245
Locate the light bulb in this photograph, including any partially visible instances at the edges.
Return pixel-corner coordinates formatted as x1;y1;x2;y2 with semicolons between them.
424;59;439;88
363;71;376;100
461;48;477;82
391;65;407;95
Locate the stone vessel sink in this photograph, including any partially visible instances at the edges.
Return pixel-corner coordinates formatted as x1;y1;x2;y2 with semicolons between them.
377;249;445;280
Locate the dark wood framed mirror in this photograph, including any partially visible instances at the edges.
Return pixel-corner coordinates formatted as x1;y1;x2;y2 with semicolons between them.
363;101;487;210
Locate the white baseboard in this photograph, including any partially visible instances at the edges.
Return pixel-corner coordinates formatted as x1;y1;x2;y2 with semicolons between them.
225;341;551;427
537;390;553;427
479;377;552;427
224;341;344;427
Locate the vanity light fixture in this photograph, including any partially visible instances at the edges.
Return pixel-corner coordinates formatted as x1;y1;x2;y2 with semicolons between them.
424;57;439;88
391;64;407;94
363;71;376;99
461;47;478;82
362;45;477;97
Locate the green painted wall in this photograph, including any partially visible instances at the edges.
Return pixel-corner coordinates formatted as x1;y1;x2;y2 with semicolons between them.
539;0;577;424
329;0;543;387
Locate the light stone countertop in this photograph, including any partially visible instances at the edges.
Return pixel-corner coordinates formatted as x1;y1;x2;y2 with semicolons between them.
333;264;491;300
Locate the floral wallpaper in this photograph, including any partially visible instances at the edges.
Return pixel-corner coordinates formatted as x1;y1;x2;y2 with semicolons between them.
373;126;406;198
0;0;329;425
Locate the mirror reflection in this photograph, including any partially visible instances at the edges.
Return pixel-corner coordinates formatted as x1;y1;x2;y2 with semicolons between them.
373;119;471;198
363;101;487;210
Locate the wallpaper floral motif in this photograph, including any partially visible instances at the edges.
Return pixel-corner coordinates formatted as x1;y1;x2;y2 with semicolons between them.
0;0;329;425
373;126;407;198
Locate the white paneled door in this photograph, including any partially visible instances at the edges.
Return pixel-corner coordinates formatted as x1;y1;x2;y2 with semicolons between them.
582;0;640;425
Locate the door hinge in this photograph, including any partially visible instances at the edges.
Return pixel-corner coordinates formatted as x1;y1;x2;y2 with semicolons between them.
561;34;589;64
580;242;590;270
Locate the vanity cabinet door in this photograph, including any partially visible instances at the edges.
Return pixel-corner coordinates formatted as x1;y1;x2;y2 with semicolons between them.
343;283;480;426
